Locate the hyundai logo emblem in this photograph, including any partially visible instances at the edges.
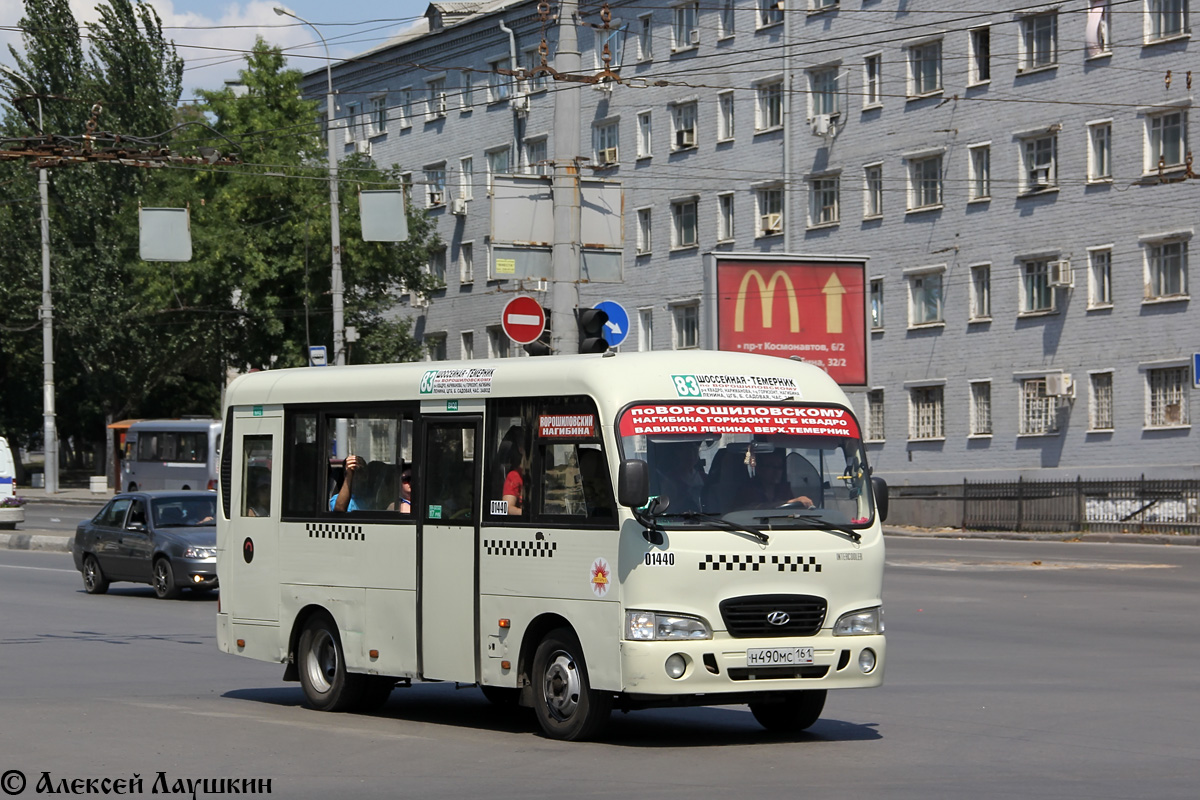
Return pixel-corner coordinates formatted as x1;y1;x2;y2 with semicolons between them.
767;611;790;626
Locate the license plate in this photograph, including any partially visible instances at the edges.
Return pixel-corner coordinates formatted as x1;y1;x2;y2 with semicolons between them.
746;647;814;667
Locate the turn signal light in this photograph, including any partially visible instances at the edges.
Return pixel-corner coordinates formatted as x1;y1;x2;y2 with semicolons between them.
498;619;510;628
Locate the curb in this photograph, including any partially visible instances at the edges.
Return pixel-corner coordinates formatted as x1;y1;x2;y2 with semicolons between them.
0;531;73;553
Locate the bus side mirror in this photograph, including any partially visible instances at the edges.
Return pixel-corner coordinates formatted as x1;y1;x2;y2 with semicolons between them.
871;476;889;522
618;459;650;509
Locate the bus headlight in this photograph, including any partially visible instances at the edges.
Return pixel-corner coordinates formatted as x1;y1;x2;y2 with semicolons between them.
625;611;711;641
833;607;885;636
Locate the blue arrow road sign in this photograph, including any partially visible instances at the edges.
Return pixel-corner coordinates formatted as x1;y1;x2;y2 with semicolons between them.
594;300;629;347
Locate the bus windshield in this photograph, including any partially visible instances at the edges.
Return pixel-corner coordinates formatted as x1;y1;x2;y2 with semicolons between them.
617;402;875;528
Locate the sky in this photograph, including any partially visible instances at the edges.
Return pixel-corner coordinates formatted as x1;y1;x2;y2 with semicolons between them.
0;0;431;102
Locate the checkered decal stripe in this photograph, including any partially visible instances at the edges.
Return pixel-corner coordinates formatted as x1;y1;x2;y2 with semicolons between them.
699;554;821;573
484;539;557;558
306;523;366;542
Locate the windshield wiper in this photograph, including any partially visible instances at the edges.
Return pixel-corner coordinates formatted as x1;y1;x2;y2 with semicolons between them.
654;511;770;545
752;511;861;543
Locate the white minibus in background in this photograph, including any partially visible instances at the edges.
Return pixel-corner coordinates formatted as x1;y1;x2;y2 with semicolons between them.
121;419;221;492
215;351;888;740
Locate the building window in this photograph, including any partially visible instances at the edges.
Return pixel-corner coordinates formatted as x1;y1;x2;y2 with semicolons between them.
811;0;838;10
525;46;549;91
866;389;885;441
638;308;654;351
720;0;736;37
426;78;447;119
1148;0;1189;40
425;164;446;207
1021;258;1057;313
524;137;549;175
756;186;784;236
718;192;735;241
1021;133;1058;192
908;39;942;96
1020;378;1059;435
1145;239;1188;299
864;54;882;106
1090;372;1114;430
968;144;991;200
909;385;944;440
808;68;840;119
593;121;619;167
637;111;653;157
1147;366;1189;427
459;156;474;201
1146;110;1187;171
1087;1;1111;56
591;29;623;73
907;154;943;210
459;241;474;284
368;95;387;135
461;331;474;360
809;175;840;227
969;27;991;84
428;247;447;284
908;270;943;325
672;303;700;349
755;80;784;130
486;146;510;192
671;199;698;248
671;101;698;149
970;264;991;320
344;102;360;142
488;57;512;102
636;208;653;254
672;3;699;51
1089;121;1113;181
870;278;883;329
758;0;783;27
863;164;883;218
461;72;474;110
638;14;653;60
399;88;413;128
487;326;510;358
1020;12;1058;71
424;334;447;362
718;91;735;141
970;381;992;436
1088;247;1112;307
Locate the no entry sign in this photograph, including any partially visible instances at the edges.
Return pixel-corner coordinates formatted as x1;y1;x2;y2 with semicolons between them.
502;295;546;344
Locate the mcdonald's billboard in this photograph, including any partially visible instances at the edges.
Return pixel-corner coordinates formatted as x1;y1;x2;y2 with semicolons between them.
714;256;868;386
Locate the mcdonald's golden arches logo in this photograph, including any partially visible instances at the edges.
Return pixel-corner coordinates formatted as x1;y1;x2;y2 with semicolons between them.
734;269;801;333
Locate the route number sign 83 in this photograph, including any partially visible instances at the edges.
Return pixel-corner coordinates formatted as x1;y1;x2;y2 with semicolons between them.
672;375;701;396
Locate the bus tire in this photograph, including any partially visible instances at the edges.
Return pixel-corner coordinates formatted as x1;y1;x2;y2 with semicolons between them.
152;558;182;599
531;628;611;741
82;555;109;595
297;614;363;712
749;690;826;734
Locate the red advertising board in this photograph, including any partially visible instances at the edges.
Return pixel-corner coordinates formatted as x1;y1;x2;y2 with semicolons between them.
715;257;867;386
618;404;861;439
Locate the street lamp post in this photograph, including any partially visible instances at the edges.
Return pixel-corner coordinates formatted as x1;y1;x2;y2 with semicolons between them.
274;7;345;367
1;66;57;494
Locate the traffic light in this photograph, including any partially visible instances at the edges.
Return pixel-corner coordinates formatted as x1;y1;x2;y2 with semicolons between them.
523;308;552;356
576;307;610;354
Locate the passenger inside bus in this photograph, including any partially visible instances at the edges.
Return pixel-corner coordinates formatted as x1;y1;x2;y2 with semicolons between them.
245;468;271;517
653;441;705;513
387;465;413;513
330;454;367;512
498;427;529;516
739;451;814;509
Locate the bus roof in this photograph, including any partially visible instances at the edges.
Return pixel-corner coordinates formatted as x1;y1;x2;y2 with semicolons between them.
223;351;852;416
127;419;221;432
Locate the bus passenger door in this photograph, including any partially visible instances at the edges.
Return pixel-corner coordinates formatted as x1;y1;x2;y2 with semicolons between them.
418;416;481;683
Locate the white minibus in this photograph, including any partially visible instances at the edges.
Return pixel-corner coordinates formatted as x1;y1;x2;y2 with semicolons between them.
215;351;888;740
121;419;221;492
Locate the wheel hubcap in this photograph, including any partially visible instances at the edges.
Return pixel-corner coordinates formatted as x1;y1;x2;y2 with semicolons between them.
305;629;338;694
85;561;97;588
542;650;581;721
154;563;168;594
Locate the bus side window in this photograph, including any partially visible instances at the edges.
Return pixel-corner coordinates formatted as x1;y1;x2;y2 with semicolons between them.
577;445;614;519
242;435;273;517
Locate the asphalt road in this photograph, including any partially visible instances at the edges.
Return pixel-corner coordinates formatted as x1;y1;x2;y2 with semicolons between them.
18;501;103;534
1;538;1197;799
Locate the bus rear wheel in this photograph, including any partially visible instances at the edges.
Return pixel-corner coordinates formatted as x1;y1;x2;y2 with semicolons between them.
298;614;363;712
749;690;826;734
531;628;611;741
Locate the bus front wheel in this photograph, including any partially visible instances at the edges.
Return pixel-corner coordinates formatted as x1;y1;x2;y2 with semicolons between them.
531;628;611;741
298;614;363;712
749;689;826;734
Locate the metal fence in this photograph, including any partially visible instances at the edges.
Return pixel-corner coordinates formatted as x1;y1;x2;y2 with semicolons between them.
962;477;1200;533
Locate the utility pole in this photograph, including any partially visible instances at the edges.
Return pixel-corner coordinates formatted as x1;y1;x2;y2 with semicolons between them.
550;0;583;355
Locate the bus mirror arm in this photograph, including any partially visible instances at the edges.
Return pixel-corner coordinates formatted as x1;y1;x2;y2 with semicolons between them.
871;476;889;522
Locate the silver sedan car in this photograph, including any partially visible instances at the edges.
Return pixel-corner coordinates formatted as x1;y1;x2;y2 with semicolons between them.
72;491;217;599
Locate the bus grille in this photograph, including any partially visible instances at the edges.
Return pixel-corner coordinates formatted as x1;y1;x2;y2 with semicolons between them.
719;594;827;638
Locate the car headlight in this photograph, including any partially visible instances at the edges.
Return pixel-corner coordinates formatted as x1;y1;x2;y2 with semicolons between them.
625;611;711;641
833;607;885;636
183;546;216;559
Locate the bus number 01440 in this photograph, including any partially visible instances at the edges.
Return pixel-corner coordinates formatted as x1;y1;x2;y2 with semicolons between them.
644;552;675;566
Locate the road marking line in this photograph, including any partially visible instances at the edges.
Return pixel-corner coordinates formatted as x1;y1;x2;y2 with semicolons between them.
0;563;75;573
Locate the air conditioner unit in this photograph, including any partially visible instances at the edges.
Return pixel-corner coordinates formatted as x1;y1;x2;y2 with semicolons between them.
450;196;468;215
598;147;618;166
533;279;549;293
761;212;782;233
676;128;695;148
429;191;444;207
689;29;701;45
355;139;371;155
1048;259;1073;287
510;94;530;113
1031;166;1051;189
410;292;428;309
811;114;831;136
1045;373;1074;398
435;96;447;117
